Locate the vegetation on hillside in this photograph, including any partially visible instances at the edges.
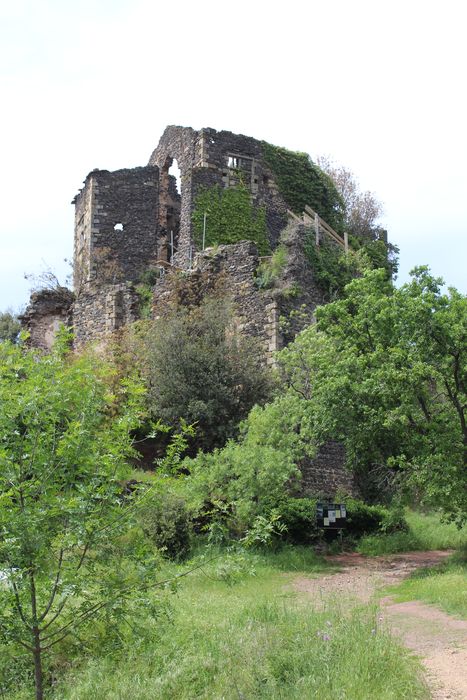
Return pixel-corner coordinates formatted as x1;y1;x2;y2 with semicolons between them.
2;145;466;697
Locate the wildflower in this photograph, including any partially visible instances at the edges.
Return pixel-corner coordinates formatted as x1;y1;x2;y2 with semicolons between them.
322;633;331;642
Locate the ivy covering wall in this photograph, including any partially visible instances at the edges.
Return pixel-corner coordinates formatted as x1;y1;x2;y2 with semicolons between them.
192;184;270;255
261;141;345;232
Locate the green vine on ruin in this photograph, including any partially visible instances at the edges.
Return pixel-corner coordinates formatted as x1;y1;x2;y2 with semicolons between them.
261;141;345;232
192;183;270;255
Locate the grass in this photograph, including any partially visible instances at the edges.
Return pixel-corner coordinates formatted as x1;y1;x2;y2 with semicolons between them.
356;511;467;620
356;510;467;556
387;547;467;619
41;546;427;700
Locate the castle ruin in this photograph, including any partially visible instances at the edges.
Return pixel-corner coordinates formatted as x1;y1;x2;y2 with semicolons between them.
20;125;357;496
22;125;347;356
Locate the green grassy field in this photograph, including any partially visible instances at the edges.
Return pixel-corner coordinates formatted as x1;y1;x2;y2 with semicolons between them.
357;510;467;556
34;547;427;700
387;547;467;619
8;511;462;699
356;511;467;620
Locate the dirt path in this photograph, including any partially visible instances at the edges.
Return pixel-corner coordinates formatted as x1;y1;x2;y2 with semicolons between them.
293;551;467;699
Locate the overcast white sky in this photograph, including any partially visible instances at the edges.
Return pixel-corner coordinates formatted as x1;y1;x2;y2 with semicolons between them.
1;0;465;311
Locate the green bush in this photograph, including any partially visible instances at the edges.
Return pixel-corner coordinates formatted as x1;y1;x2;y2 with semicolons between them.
345;498;407;538
380;507;409;534
271;497;319;545
139;490;193;560
255;245;287;289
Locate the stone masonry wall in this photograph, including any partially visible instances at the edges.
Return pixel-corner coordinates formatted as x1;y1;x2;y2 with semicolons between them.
152;223;327;365
148;126;289;266
299;441;357;497
152;240;279;363
275;223;327;345
72;166;160;291
19;288;74;351
72;283;139;348
72;166;160;345
148;126;200;266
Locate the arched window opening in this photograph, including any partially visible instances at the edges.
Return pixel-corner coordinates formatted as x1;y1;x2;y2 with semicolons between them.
158;157;181;263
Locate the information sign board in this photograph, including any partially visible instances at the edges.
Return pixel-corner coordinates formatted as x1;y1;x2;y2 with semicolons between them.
317;503;346;529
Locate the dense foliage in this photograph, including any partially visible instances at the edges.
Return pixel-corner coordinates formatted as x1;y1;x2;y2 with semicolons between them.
261;141;345;231
279;267;467;522
0;331;150;699
183;397;303;536
0;311;20;343
120;297;273;452
138;488;193;560
192;183;270;254
304;236;399;300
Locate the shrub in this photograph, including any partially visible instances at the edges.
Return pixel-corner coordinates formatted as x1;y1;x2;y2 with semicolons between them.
255;245;287;289
241;512;287;549
127;296;273;452
139;491;192;560
345;498;407;538
379;506;409;534
271;497;319;545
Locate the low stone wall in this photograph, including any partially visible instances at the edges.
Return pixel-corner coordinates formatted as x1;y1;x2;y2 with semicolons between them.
73;283;139;347
19;288;74;351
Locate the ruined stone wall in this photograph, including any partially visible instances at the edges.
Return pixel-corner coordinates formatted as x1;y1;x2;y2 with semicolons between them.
274;223;327;345
72;166;160;345
152;241;279;363
19;288;74;351
194;127;288;248
299;442;357;497
151;223;326;365
148;126;289;266
72;283;139;347
72;166;160;291
148;126;200;266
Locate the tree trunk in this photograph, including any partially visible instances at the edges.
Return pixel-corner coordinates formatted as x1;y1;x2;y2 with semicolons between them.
32;632;43;700
29;570;43;700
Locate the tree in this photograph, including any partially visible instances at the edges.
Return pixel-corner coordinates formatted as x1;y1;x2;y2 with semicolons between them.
0;311;21;343
183;395;305;534
122;297;273;452
278;268;466;522
317;156;384;239
0;331;147;699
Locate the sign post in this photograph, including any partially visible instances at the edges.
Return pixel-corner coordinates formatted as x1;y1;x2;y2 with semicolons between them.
317;502;346;550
